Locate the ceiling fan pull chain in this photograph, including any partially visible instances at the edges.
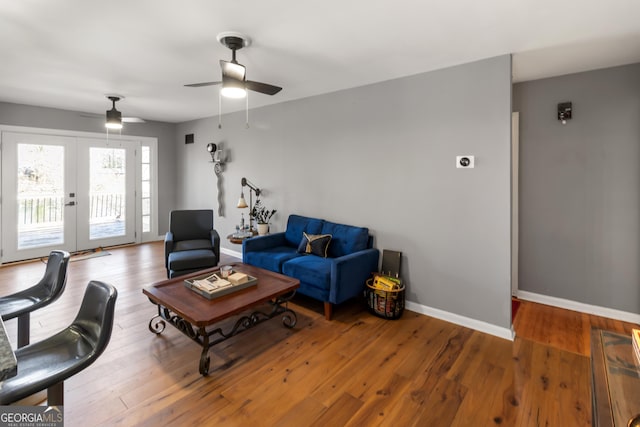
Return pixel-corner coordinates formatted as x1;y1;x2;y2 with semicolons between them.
218;91;222;129
246;92;250;129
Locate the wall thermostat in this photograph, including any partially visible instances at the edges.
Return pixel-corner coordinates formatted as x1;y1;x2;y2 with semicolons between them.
456;155;475;168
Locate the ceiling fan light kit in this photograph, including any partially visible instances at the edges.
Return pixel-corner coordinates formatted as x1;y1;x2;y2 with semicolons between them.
105;95;123;130
221;76;247;98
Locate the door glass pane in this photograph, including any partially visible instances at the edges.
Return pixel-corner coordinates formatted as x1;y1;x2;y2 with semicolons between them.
89;147;126;240
142;198;150;215
141;146;150;163
141;163;150;181
142;181;150;198
17;144;64;249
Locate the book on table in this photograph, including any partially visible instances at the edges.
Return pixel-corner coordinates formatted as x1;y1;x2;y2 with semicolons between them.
184;271;257;300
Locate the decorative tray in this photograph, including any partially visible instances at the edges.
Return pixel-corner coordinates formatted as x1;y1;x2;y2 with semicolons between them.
184;271;257;300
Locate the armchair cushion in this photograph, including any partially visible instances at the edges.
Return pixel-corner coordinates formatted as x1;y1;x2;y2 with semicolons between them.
174;239;213;252
168;249;217;272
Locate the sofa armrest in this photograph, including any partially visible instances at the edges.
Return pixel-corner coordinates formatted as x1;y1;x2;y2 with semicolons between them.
329;248;380;304
164;232;174;268
242;232;287;262
210;229;221;261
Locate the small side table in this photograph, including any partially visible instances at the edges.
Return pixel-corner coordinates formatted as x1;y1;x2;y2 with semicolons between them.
227;230;258;245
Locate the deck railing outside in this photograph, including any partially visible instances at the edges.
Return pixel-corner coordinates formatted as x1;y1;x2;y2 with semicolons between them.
18;193;124;227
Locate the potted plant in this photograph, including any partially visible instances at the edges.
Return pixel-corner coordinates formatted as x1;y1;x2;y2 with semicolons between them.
250;199;276;235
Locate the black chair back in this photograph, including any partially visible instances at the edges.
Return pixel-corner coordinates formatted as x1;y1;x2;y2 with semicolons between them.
170;209;214;241
38;250;71;305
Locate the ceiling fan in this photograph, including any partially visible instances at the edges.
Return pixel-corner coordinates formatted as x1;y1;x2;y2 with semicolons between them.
80;95;145;129
105;95;145;129
184;32;282;98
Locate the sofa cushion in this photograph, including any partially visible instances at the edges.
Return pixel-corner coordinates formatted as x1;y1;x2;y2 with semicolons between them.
297;233;332;257
320;222;369;258
282;256;332;291
174;239;212;252
284;215;324;247
244;246;300;273
168;249;217;271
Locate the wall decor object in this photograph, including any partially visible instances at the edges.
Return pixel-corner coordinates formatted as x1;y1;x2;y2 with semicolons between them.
558;102;572;124
207;143;226;217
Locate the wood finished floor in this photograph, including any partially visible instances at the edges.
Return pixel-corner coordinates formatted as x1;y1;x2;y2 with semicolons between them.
0;241;637;426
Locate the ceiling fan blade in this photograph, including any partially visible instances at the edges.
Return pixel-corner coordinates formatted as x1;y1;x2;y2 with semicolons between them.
220;60;246;81
245;80;282;95
184;81;221;87
122;117;146;123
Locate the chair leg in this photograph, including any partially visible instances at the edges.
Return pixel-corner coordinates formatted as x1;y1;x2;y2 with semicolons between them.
323;302;332;321
17;313;30;348
47;381;64;406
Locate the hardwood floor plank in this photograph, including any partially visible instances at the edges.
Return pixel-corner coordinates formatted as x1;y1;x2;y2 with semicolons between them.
307;392;362;427
0;241;637;426
273;396;328;427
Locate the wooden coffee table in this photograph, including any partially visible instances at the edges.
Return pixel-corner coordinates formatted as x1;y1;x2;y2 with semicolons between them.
143;262;299;375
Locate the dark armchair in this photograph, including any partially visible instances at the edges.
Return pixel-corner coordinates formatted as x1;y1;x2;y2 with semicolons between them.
164;209;220;278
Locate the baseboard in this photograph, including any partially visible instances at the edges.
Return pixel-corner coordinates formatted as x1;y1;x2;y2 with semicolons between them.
221;247;242;259
405;301;515;341
516;290;640;325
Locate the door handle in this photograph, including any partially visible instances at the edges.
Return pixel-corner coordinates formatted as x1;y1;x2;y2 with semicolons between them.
65;201;76;206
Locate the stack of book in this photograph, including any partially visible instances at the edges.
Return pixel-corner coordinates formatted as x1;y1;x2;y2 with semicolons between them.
184;271;257;300
191;274;232;294
632;329;640;365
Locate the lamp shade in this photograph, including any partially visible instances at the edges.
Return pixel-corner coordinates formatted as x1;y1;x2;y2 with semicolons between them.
237;196;248;209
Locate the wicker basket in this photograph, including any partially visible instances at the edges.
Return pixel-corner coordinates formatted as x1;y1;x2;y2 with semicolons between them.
365;279;405;320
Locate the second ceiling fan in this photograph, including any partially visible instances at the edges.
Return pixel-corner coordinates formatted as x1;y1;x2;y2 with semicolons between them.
185;32;282;98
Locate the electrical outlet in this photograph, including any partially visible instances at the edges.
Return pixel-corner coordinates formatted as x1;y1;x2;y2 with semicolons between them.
456;155;474;168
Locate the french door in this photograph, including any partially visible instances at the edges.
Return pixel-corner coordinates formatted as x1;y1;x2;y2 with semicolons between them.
1;131;137;262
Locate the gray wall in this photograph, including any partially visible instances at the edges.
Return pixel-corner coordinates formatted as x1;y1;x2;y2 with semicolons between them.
513;63;640;313
176;55;513;330
0;102;177;233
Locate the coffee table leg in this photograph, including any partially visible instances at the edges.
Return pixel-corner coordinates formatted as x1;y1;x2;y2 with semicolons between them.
274;291;297;328
148;304;168;334
199;327;211;376
148;315;166;334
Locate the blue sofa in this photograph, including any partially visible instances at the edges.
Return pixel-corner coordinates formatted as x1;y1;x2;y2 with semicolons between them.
243;214;379;320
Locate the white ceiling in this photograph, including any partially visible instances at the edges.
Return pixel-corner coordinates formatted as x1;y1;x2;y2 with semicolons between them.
1;0;639;123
